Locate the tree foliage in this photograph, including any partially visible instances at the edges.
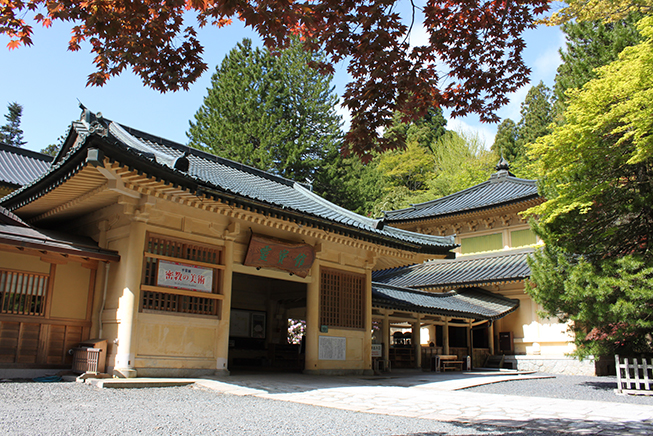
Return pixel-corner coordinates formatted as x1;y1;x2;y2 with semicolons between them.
187;38;341;183
554;15;642;113
525;16;653;358
0;102;26;147
1;0;550;158
545;0;653;25
491;119;518;162
372;129;497;217
186;38;377;213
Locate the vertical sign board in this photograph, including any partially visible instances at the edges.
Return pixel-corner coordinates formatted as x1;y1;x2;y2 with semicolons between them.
318;336;347;360
371;344;383;358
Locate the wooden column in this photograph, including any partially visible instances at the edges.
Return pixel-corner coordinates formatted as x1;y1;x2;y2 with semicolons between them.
468;320;473;368
413;316;422;369
114;219;147;378
363;267;373;375
489;321;495;355
382;311;390;362
444;317;450;355
216;233;235;376
304;260;320;375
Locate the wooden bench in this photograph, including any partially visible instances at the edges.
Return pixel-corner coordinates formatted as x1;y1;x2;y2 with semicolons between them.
433;355;464;372
441;359;464;371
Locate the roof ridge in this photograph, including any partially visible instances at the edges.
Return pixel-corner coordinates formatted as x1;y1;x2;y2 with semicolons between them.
293;183;378;226
117;123;308;189
372;281;457;298
426;246;535;264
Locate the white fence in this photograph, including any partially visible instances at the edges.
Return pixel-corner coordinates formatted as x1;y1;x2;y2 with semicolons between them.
615;355;653;395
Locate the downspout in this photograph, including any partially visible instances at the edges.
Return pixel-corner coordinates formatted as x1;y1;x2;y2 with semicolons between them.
98;261;110;338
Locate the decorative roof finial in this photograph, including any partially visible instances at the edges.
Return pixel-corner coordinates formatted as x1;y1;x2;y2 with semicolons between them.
496;156;510;172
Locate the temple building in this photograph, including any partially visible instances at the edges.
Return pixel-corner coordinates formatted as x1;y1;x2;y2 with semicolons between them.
0;109;592;376
379;159;594;375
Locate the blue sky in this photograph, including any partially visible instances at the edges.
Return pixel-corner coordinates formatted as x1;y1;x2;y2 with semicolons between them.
0;6;564;154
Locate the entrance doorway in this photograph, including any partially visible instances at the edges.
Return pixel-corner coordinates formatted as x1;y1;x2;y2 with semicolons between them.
228;273;307;372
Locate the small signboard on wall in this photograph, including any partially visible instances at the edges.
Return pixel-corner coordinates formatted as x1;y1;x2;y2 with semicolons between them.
371;344;383;358
318;336;346;360
244;234;315;278
157;260;213;293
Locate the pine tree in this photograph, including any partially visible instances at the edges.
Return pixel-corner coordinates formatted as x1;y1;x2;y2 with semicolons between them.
0;102;26;148
517;81;553;148
525;16;653;358
491;119;518;162
187;38;342;184
553;14;642;114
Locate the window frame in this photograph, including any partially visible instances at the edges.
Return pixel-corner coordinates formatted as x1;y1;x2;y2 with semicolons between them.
319;267;365;330
140;234;225;318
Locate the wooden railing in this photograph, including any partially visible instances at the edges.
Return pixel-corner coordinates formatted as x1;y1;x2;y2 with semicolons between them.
615;354;653;395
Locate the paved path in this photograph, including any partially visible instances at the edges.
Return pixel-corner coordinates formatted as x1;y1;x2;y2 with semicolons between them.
86;370;653;435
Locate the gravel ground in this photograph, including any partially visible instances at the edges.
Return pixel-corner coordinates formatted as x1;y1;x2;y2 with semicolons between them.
0;380;559;436
463;374;653;405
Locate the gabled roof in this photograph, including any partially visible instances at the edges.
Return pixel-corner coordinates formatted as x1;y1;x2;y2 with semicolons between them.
383;161;540;223
373;247;534;290
0;206;119;262
1;109;456;256
0;142;52;189
372;283;519;320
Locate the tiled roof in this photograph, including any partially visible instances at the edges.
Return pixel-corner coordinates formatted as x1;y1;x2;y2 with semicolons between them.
383;166;539;223
372;283;519;320
0;143;52;188
373;247;534;290
0;207;119;261
2;111;457;255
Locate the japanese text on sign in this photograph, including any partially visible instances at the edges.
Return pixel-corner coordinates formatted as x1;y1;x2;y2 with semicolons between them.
157;260;213;293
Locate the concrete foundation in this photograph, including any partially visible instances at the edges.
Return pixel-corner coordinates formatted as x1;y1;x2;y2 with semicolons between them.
504;355;596;376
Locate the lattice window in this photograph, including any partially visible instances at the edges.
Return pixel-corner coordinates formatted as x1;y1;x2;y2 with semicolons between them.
141;234;223;317
0;269;48;317
320;268;364;329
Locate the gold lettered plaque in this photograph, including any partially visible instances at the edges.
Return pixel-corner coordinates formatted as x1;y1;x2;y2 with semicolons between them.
244;234;315;278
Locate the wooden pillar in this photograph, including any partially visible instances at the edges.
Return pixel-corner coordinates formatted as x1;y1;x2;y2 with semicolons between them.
113;219;147;378
468;320;473;367
216;235;235;376
488;321;495;355
382;311;390;362
363;267;373;375
304;260;320;374
413;316;422;369
444;318;450;355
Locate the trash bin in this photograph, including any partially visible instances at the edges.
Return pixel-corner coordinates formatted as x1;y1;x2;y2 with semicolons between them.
71;339;107;374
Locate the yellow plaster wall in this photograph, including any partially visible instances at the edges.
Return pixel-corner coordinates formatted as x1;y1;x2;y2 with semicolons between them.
50;262;91;320
495;284;575;356
0;251;50;273
135;313;218;364
316;329;366;371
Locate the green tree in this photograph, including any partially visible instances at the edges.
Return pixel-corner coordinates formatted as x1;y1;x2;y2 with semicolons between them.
491;119;519;162
372;131;497;217
517;81;553;149
554;15;642;114
187;38;341;184
0;102;26;148
525;16;653;358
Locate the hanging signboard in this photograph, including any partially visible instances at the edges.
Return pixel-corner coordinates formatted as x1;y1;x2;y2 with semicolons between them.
157;259;213;293
243;234;315;278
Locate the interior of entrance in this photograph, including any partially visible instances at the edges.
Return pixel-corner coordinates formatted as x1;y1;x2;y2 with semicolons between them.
229;273;307;372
